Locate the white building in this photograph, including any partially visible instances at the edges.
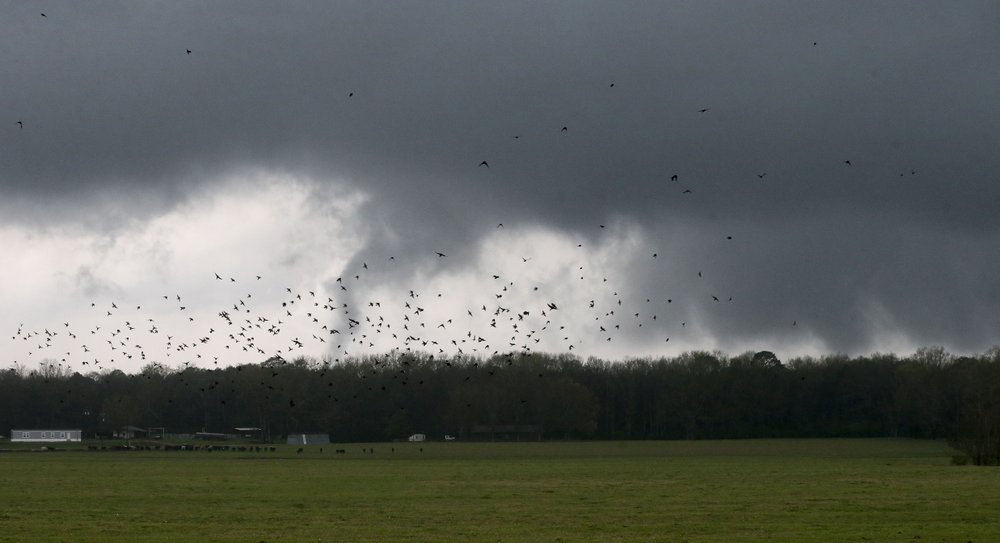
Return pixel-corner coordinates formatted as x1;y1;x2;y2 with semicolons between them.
10;429;83;443
408;433;426;442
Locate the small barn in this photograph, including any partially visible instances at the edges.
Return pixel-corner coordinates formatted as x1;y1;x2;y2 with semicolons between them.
287;433;330;445
11;429;83;443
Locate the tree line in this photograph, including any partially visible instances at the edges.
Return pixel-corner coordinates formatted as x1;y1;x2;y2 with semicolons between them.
2;346;998;464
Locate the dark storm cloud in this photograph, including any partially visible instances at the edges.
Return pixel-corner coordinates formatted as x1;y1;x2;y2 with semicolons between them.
2;1;997;355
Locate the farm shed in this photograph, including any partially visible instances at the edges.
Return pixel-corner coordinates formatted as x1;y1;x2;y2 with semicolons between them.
10;429;83;443
287;433;330;445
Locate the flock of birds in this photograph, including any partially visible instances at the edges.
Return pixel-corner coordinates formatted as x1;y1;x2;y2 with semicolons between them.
10;242;718;375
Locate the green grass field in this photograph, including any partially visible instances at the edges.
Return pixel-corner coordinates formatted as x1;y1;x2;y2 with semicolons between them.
0;439;996;542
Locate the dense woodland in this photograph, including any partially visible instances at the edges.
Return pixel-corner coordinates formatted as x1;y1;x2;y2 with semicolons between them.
2;347;999;464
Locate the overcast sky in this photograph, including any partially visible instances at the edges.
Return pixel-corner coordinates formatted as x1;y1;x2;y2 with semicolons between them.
3;1;998;373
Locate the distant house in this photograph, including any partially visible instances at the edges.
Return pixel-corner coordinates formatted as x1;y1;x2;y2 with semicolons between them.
287;433;329;445
11;429;82;443
408;433;426;442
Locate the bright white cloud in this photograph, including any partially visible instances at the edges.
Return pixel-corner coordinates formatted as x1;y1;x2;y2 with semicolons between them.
3;171;367;372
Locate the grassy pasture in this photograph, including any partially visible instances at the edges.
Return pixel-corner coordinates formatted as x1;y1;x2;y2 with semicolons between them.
0;439;997;542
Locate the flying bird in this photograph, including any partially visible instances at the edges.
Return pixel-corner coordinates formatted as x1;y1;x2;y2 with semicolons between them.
479;161;489;168
698;108;710;113
560;126;568;132
435;252;447;258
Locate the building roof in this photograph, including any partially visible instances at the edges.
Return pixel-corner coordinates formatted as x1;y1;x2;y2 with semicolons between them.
11;428;82;432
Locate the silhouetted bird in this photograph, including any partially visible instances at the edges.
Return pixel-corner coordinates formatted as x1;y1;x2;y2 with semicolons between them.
479;161;489;168
698;108;710;113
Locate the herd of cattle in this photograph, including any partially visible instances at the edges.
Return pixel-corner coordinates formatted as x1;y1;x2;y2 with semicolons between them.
86;444;278;452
